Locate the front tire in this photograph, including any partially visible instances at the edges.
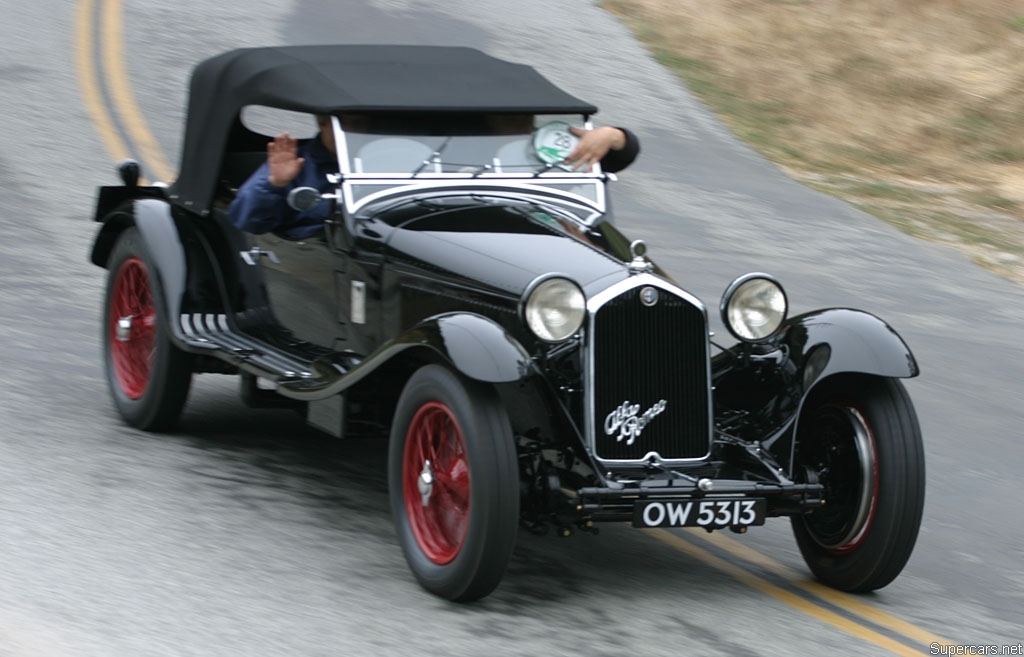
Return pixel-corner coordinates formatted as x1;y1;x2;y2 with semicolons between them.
388;364;519;601
792;374;924;592
103;227;192;431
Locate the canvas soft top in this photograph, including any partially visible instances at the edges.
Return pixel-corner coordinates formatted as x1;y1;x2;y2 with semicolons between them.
170;45;598;211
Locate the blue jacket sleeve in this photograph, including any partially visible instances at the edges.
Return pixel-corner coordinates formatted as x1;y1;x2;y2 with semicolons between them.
227;163;291;234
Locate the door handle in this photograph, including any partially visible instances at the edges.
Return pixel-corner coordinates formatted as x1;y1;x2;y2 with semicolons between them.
240;247;280;265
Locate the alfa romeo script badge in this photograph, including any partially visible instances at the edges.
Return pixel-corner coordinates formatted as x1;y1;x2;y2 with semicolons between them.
640;286;659;307
604;399;668;446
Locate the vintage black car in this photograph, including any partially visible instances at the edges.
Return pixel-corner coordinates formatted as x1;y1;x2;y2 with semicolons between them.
90;45;925;602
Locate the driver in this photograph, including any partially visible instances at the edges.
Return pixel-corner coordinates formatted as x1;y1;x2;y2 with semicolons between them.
228;115;640;239
228;114;339;239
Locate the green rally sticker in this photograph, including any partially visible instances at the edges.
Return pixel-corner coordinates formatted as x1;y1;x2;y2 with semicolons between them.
532;121;579;169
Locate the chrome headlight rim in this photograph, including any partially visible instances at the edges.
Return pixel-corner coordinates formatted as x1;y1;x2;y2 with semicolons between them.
521;274;587;343
720;273;788;343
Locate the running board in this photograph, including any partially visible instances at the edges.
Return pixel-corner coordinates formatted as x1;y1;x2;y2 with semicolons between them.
177;313;344;385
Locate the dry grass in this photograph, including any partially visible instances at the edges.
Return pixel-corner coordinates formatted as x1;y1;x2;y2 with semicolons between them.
604;0;1024;283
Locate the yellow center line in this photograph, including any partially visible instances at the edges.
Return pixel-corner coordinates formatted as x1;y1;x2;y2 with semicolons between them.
649;530;924;657
99;0;176;183
687;529;956;649
74;0;132;163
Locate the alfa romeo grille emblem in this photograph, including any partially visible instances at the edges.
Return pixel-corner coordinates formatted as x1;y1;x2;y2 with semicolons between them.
604;399;668;445
640;286;659;307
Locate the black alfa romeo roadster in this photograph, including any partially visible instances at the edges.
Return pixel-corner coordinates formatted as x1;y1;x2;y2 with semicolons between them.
90;45;925;601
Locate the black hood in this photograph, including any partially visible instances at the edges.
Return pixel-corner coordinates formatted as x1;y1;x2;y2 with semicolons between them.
383;199;636;298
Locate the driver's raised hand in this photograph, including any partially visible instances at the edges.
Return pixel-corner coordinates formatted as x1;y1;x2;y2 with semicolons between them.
266;132;306;188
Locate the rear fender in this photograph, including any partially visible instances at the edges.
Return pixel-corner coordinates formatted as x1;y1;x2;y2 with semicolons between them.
91;198;192;344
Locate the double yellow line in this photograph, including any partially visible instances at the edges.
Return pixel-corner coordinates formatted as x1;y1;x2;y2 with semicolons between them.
75;0;174;183
73;2;954;654
655;529;954;656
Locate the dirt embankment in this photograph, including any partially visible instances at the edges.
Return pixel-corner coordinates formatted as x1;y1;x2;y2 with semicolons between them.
606;0;1024;284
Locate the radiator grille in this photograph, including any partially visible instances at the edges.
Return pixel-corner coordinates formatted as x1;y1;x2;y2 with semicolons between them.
590;284;711;462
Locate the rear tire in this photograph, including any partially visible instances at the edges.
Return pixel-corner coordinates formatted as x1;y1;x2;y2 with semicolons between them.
388;364;519;601
792;374;924;591
103;227;192;431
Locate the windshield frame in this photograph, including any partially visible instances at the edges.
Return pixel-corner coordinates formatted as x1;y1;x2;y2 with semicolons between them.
329;115;610;219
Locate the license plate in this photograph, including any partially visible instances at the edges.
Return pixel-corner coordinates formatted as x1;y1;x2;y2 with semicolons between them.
632;498;767;528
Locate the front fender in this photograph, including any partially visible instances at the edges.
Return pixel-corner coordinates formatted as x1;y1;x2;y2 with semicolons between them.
278;312;534;401
783;308;919;391
778;308;918;479
405;313;534;383
713;308;917;475
385;311;536;380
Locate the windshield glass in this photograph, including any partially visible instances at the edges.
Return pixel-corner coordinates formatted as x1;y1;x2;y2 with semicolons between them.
339;115;594;176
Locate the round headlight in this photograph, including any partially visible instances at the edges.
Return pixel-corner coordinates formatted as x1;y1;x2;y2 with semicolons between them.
524;277;586;342
720;274;787;342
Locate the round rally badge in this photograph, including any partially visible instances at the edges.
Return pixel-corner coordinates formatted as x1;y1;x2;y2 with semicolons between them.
532;121;579;170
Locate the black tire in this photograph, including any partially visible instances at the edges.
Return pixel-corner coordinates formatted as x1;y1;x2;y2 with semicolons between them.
103;227;192;431
388;364;519;601
791;374;925;592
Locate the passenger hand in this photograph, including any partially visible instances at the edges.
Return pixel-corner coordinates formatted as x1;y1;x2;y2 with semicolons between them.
266;132;305;187
564;126;627;172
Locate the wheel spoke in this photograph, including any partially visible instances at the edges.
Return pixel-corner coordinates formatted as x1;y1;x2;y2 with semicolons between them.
411;422;427;467
429;413;446;463
443;459;470;508
402;401;471;565
437;495;468;544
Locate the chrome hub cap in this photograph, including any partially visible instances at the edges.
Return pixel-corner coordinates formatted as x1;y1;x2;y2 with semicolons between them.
418;459;434;507
116;316;133;342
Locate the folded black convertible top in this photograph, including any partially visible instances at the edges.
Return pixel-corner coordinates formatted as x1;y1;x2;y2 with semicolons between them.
171;45;597;210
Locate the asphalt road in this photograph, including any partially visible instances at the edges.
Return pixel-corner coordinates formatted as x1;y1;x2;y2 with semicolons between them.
1;1;1022;655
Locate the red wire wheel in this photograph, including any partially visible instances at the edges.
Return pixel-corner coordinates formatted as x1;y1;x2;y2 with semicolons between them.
402;401;471;565
101;228;192;431
389;364;519;601
108;257;157;400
